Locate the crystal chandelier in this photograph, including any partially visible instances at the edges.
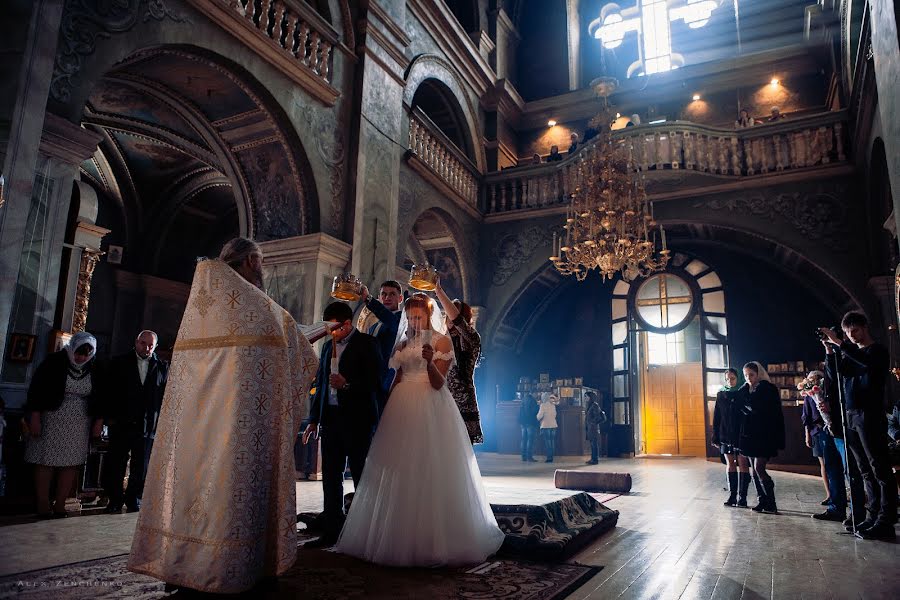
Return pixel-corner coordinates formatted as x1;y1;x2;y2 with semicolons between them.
550;77;670;282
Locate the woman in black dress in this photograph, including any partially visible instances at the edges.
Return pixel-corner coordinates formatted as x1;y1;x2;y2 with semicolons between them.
435;277;484;444
713;368;752;506
730;361;785;513
24;332;105;517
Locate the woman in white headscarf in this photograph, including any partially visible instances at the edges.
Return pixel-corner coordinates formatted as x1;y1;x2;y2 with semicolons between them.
24;332;105;517
732;361;785;513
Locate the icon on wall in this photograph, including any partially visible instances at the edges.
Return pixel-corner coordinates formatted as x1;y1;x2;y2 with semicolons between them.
8;333;37;363
107;245;123;265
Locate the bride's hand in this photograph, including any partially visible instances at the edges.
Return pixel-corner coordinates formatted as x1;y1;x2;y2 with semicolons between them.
422;344;434;364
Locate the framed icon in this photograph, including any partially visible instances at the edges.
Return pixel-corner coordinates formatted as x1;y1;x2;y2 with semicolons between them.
107;245;123;265
8;333;37;362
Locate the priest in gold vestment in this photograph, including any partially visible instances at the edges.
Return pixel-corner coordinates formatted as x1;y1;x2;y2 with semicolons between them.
128;238;319;593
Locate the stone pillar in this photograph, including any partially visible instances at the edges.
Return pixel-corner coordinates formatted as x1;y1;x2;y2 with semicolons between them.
344;2;410;288
0;114;102;406
868;1;900;248
566;0;582;91
488;5;519;81
0;0;65;372
259;233;353;327
867;274;900;400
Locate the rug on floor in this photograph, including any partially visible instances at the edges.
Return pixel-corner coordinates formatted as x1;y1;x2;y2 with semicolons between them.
493;491;619;561
0;546;602;600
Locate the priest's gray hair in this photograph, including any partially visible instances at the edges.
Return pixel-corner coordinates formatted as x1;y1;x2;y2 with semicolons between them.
219;237;261;268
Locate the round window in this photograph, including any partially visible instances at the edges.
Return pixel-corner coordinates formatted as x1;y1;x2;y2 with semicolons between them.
634;273;695;332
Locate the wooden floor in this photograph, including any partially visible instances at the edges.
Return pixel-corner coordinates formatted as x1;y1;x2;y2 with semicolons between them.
1;454;897;598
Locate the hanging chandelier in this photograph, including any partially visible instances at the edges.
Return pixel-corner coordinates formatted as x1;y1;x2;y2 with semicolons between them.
550;77;670;282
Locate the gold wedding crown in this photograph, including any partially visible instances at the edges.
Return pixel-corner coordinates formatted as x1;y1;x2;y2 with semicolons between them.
331;273;362;301
409;263;438;291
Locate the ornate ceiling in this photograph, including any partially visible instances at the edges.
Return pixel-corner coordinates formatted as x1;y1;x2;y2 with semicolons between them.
79;47;314;281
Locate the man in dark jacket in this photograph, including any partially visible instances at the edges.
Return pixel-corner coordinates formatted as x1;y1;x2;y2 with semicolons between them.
519;393;539;462
822;311;895;540
302;302;382;547
359;281;403;413
103;330;168;513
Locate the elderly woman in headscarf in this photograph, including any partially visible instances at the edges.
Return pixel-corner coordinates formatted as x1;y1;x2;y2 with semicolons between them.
24;332;105;518
726;361;784;513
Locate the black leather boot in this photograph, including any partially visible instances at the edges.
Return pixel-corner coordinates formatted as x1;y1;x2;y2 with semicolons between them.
751;473;767;512
724;472;738;506
762;477;778;513
737;472;751;507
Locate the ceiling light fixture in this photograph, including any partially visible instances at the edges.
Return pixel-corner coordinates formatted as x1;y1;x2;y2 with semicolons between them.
692;94;700;101
770;78;779;87
547;120;557;127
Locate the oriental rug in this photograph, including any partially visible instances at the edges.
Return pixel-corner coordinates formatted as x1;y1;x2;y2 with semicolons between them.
0;544;602;600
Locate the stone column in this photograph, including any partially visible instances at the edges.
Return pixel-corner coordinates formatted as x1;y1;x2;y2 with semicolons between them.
868;274;900;399
868;1;900;248
0;114;102;405
341;2;410;289
0;0;66;372
566;0;582;91
259;233;353;327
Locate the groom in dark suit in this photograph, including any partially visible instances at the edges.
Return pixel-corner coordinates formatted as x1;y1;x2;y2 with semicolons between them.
359;280;403;413
303;302;382;547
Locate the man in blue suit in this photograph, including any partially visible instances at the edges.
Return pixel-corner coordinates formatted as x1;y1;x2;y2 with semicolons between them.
359;281;403;412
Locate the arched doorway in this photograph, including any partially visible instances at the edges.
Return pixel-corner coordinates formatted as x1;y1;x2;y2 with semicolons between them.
77;46;318;356
612;254;727;457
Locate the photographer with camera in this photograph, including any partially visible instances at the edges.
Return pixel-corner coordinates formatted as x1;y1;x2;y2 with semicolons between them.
820;312;896;540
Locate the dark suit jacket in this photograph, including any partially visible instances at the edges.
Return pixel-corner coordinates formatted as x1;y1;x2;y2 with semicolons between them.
106;352;169;439
26;350;106;417
364;298;402;393
309;332;382;431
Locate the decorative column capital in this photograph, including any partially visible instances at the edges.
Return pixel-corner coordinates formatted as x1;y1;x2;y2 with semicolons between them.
40;113;103;165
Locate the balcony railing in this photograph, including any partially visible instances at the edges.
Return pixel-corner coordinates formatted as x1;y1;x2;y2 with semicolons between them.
407;109;479;213
193;0;341;105
483;110;848;215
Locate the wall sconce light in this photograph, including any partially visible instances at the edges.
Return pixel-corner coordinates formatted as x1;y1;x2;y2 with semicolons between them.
692;94;701;101
770;78;780;87
547;120;557;127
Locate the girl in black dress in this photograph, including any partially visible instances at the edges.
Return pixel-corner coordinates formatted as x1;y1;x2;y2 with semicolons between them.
731;361;785;513
713;368;752;506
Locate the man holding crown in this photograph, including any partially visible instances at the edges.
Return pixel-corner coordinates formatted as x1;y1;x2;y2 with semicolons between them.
128;238;324;594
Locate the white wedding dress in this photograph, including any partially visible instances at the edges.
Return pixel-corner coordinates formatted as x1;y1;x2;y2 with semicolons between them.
335;332;505;566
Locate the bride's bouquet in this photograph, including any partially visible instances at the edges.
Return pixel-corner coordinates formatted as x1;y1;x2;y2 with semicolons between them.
797;371;832;430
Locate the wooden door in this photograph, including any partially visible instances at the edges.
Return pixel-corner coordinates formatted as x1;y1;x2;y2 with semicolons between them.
644;364;678;454
643;362;705;456
676;362;706;456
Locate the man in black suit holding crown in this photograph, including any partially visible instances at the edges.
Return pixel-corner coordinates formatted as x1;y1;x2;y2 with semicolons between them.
104;330;169;513
359;281;403;413
302;302;382;547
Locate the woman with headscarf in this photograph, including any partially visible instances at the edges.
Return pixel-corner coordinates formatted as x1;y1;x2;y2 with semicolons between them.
727;361;785;513
24;332;105;517
713;368;752;506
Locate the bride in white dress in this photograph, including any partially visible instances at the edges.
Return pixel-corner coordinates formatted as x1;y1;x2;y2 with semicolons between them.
336;293;505;566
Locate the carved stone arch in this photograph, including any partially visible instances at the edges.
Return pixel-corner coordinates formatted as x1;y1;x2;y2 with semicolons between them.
482;220;863;353
72;44;321;245
404;54;486;173
403;206;473;301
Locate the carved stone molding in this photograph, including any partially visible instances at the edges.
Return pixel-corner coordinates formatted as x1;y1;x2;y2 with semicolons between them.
73;248;105;333
258;232;351;267
50;0;188;103
690;185;851;250
490;226;552;286
40;113;104;165
300;110;346;233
